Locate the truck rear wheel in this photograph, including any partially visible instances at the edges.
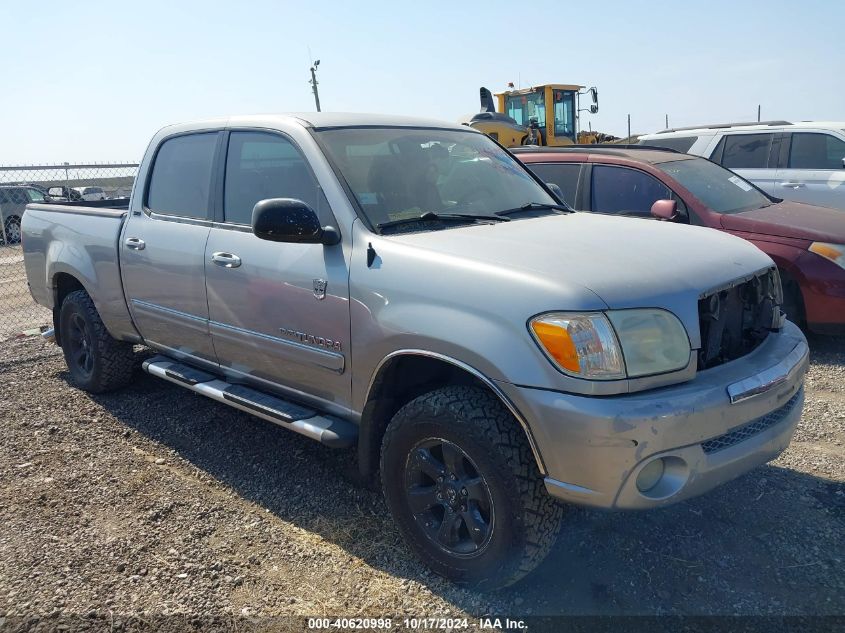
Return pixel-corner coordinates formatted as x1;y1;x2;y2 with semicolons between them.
380;386;562;589
59;289;134;393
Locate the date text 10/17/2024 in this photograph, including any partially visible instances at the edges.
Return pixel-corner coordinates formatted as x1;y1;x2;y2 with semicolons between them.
307;617;528;630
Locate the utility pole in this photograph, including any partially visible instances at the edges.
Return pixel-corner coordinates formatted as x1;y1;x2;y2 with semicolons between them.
627;114;631;140
665;114;669;129
309;59;321;112
757;104;761;122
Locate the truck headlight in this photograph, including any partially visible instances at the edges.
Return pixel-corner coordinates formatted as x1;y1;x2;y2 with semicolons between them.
809;242;845;271
529;309;690;380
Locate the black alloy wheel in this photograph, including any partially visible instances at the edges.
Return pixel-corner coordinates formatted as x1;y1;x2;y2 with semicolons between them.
66;311;95;379
404;438;494;557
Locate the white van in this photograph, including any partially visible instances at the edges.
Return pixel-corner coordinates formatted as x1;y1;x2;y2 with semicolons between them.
638;121;845;210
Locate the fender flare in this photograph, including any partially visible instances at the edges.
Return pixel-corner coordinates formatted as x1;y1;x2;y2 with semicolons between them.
362;349;547;476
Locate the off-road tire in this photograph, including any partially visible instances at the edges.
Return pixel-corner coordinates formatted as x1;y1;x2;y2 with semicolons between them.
380;386;563;590
59;289;134;393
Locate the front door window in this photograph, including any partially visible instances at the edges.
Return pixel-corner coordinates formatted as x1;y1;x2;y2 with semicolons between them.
788;133;845;169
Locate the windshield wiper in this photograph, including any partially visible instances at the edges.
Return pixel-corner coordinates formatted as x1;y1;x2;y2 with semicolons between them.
377;211;509;232
495;202;571;217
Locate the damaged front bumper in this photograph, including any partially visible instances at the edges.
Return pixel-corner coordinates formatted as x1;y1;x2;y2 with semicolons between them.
497;320;809;510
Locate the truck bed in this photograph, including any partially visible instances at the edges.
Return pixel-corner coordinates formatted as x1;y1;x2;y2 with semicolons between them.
22;202;139;342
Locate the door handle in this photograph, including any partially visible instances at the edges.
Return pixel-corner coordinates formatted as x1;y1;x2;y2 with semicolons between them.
779;182;806;189
211;252;242;268
125;237;146;250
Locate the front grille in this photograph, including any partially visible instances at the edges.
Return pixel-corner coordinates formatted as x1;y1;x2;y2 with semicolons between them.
701;390;801;454
697;268;782;370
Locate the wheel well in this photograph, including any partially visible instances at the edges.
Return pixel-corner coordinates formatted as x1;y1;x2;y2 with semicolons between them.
778;267;806;327
357;354;539;481
51;273;86;345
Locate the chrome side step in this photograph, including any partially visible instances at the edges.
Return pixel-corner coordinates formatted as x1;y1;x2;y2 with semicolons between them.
141;356;357;448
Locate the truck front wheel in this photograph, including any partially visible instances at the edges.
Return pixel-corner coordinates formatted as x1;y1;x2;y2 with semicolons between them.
59;289;134;393
380;386;563;589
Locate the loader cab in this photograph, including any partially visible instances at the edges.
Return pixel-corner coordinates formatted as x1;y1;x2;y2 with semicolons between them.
497;84;581;146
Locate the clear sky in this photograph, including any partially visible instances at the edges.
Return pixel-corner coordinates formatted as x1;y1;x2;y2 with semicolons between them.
2;0;843;164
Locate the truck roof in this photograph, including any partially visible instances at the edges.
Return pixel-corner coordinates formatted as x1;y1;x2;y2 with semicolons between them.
159;113;472;135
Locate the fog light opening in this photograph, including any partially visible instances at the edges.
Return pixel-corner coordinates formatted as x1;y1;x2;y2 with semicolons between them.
634;455;689;500
636;458;665;493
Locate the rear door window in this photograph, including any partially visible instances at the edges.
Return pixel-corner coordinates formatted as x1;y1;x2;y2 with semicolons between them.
641;136;697;153
5;188;29;205
590;165;673;216
711;133;774;169
523;163;581;207
223;131;321;226
788;133;845;169
147;133;217;219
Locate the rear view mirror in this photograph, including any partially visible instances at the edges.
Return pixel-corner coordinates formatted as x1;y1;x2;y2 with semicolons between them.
252;198;340;245
546;182;565;202
650;199;678;221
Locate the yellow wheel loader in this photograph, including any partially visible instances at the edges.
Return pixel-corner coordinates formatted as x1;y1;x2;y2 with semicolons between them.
468;84;617;147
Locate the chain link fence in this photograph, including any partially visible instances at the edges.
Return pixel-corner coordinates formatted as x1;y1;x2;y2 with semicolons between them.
0;163;138;339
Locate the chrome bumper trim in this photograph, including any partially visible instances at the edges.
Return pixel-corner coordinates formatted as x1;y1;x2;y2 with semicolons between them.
727;341;808;404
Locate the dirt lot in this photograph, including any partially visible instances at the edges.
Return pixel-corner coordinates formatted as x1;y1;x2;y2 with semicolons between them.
0;331;843;626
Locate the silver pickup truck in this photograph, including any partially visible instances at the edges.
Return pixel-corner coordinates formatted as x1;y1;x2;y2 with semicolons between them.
23;114;809;589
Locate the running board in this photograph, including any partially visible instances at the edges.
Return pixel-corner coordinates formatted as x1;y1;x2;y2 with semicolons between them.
141;356;357;448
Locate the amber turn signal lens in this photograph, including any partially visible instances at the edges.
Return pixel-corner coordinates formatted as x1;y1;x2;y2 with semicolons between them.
530;321;580;373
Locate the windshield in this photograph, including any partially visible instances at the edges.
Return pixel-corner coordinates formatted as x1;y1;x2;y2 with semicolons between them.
316;127;557;232
505;92;545;127
657;157;771;214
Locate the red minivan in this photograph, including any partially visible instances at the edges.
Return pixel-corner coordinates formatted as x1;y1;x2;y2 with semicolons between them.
515;146;845;334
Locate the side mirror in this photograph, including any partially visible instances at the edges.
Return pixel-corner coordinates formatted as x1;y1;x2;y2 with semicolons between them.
252;198;340;245
650;199;678;221
545;182;565;202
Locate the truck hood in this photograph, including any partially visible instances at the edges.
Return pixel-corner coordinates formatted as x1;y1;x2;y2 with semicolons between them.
386;212;774;343
719;200;845;243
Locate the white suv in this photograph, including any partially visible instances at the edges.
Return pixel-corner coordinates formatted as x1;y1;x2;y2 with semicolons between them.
72;186;107;201
638;121;845;210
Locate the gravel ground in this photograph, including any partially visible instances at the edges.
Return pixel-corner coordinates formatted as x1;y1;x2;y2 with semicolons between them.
0;333;842;625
